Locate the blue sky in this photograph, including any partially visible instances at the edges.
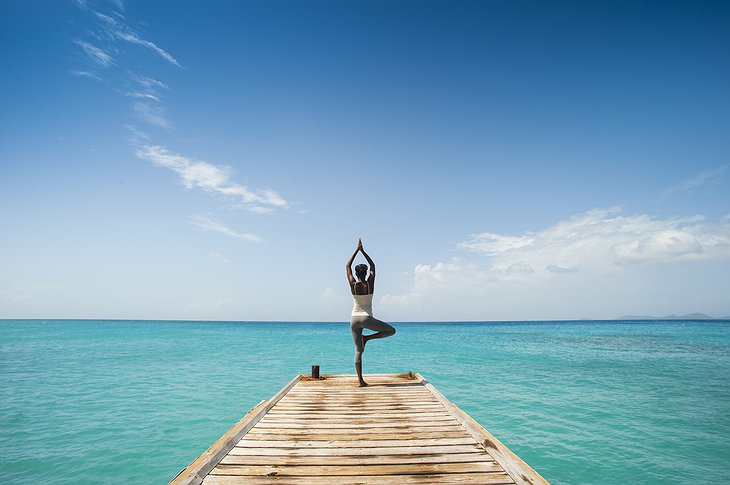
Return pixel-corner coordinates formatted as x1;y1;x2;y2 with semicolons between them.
1;0;729;321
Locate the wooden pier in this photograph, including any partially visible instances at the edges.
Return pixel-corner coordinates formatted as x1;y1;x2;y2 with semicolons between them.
170;373;549;484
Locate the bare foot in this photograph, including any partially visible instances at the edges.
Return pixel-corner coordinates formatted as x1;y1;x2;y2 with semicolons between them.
358;381;369;387
361;334;369;349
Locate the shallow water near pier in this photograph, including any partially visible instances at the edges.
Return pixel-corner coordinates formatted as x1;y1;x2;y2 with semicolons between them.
1;319;729;484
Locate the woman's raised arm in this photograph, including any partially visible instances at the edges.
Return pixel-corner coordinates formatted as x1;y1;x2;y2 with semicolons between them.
345;240;361;285
360;244;376;287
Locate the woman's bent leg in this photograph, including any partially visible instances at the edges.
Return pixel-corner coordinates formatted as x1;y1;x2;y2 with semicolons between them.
361;316;396;342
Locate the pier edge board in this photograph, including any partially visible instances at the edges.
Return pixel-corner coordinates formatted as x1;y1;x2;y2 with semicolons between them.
168;373;303;485
416;372;550;485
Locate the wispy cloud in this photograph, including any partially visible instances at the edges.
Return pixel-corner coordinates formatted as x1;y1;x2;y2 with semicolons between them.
133;102;171;129
116;31;180;67
127;91;159;101
664;164;728;196
125;124;150;143
128;75;169;127
188;214;261;243
206;252;231;264
135;144;288;213
132;74;168;90
94;11;180;67
74;39;114;67
70;69;103;81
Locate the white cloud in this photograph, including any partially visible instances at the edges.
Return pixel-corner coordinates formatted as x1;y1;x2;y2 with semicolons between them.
380;209;730;319
458;233;536;256
135;144;288;213
70;70;103;81
95;12;180;67
133;101;171;129
125;124;149;143
206;252;231;264
127;91;159;101
458;208;730;280
132;75;168;90
74;39;114;67
115;31;180;67
128;76;168;126
188;214;261;243
664;164;728;196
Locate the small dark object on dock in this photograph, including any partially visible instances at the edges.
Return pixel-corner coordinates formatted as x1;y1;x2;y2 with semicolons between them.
311;364;320;380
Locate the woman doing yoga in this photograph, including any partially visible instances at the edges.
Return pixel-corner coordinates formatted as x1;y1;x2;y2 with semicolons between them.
346;238;396;387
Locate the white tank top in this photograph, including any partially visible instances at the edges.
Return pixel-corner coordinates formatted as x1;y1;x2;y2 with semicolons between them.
351;282;373;317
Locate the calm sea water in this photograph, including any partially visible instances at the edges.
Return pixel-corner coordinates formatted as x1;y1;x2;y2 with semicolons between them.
1;319;729;484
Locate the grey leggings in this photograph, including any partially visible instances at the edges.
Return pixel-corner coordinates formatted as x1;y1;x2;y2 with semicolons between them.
350;315;396;364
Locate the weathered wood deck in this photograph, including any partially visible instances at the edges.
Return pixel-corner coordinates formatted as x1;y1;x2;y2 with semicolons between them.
170;373;549;484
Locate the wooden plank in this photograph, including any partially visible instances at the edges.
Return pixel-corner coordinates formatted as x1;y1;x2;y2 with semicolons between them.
204;472;516;484
280;393;436;399
236;437;476;448
417;373;549;485
275;401;440;407
302;383;422;388
271;400;441;406
293;384;421;388
251;420;464;434
251;423;463;432
219;452;494;466
316;373;416;379
293;384;425;390
280;397;435;402
169;374;302;485
228;444;485;456
299;378;414;383
285;391;433;396
269;409;451;418
257;415;460;424
273;402;444;408
253;421;465;430
270;406;445;412
210;461;504;476
243;430;471;440
280;398;435;403
283;393;434;398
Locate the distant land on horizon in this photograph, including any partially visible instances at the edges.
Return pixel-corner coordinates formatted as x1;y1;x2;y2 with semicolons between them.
616;313;730;321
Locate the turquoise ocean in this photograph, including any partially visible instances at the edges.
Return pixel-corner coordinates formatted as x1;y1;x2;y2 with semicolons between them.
1;319;729;484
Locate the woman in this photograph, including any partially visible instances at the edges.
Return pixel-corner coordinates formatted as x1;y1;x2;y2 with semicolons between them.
346;238;396;387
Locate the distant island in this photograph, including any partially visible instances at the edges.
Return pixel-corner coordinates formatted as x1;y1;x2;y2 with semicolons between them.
617;313;730;320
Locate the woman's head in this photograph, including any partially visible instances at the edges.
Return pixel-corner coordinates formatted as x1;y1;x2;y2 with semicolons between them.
355;264;368;281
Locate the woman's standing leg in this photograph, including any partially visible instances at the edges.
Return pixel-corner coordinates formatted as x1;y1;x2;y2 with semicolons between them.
351;318;367;386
